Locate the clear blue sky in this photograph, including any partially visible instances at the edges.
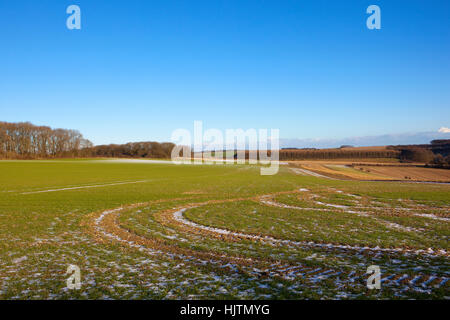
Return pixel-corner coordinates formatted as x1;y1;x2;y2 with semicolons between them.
1;0;449;145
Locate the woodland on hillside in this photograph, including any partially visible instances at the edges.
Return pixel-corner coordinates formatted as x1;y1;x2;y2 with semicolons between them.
0;121;93;158
1;121;449;166
0;122;174;159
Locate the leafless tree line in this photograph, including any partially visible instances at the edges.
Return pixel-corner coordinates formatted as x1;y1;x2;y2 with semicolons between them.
89;142;175;159
279;149;400;160
0;121;93;159
3;121;448;164
0;121;178;160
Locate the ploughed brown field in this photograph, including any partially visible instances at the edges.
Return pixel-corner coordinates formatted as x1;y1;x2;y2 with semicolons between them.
351;165;450;182
289;162;450;183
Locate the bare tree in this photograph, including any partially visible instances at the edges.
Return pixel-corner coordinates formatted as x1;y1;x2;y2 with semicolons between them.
0;121;93;159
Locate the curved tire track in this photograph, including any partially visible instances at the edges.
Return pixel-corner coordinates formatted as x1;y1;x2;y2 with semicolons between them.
83;190;449;295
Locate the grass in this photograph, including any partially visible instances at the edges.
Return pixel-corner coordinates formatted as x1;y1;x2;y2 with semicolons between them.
185;200;447;249
0;160;448;299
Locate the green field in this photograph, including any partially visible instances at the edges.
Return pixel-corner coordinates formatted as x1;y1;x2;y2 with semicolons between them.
0;160;448;299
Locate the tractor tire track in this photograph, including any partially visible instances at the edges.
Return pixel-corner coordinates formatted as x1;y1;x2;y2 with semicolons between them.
82;190;449;295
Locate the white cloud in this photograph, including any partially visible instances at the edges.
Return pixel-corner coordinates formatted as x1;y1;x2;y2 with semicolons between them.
438;127;450;133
